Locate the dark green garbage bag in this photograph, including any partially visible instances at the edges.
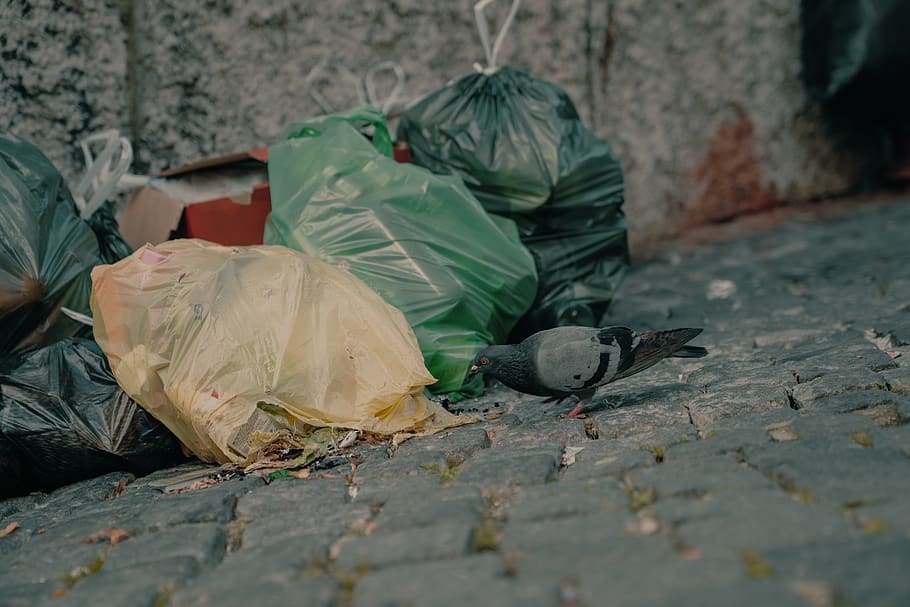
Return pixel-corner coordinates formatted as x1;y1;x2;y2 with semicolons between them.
264;107;538;398
0;131;132;355
398;66;629;339
801;0;910;123
0;338;185;498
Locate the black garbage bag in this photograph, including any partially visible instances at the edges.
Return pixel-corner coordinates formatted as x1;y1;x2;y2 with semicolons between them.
0;131;131;355
87;201;134;264
0;338;185;498
801;0;910;124
398;66;629;339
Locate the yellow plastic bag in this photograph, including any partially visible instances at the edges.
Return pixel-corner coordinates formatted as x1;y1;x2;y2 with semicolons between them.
90;239;468;464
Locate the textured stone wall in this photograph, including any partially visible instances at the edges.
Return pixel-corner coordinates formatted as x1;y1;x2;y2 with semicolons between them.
0;0;880;246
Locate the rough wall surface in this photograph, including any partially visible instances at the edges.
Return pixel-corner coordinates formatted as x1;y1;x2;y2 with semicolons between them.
0;0;879;246
0;0;130;177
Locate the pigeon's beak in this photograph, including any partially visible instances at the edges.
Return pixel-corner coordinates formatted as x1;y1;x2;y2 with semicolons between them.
468;364;479;377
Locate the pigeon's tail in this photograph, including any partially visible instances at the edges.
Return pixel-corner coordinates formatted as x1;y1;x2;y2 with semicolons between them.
672;345;709;358
616;328;706;379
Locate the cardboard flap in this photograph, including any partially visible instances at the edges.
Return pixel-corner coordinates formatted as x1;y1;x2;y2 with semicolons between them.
119;188;186;249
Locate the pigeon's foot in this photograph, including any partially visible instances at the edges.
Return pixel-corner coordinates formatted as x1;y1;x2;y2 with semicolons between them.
558;405;587;419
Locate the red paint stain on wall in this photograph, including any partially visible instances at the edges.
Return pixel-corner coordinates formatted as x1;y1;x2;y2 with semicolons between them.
684;112;778;229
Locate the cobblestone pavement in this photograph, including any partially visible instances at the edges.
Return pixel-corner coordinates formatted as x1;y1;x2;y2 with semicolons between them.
2;198;910;607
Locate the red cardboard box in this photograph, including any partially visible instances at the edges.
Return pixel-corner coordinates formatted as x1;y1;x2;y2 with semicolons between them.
119;147;271;248
119;140;413;249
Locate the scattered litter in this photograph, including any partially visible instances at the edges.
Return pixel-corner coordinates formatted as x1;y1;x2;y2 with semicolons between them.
111;478;127;498
583;419;600;440
637;516;660;535
164;469;242;494
81;528;130;546
0;522;19;537
561;446;585;467
706;279;737;300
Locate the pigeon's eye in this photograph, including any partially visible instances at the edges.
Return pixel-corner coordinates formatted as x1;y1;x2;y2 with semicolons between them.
480;358;489;365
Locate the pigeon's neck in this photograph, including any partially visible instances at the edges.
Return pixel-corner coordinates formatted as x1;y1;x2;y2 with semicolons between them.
489;345;542;395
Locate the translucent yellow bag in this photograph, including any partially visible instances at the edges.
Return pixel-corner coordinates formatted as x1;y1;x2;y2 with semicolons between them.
90;240;467;464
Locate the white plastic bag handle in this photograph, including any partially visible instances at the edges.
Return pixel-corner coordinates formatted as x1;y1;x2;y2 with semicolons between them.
73;129;139;219
365;61;406;115
474;0;521;72
305;56;366;114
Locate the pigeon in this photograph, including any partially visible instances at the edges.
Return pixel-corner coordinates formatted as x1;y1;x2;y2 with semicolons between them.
469;326;708;418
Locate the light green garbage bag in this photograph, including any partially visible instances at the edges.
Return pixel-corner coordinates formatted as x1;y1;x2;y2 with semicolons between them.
264;107;538;398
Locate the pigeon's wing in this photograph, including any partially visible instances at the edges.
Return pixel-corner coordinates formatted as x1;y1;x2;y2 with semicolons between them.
531;326;634;393
614;328;701;380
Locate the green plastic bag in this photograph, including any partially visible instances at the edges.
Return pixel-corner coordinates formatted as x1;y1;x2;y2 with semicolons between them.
398;66;629;338
264;107;538;397
0;131;130;354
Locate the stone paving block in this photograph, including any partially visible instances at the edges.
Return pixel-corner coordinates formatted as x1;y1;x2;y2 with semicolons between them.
847;500;910;536
4;486;239;553
0;539;102;587
742;439;910;505
509;535;685;602
635;455;775;501
336;521;473;571
561;444;655;481
501;512;637;552
507;477;628;522
485;418;587;449
207;531;339;582
60;559;204;607
686;383;791;427
235;477;350;519
642;580;807;607
240;504;370;553
351;553;550;607
401;426;492;464
346;474;441;510
790;370;889;409
173;574;338;607
455;451;559;487
102;522;225;572
801;389;910;420
789;409;879;443
762;535;910;606
770;333;899;374
867;423;910;457
669;490;856;554
355;449;449;482
589;402;692;440
0;582;59;607
882;366;910;395
372;485;483;532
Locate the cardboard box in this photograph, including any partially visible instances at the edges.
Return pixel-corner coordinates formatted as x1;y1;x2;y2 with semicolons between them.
119;147;271;248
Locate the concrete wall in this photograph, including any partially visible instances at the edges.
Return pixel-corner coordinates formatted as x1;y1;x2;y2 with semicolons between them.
0;0;880;248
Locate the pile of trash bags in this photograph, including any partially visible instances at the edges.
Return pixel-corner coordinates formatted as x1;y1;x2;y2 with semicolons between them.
0;0;629;497
0;131;178;496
